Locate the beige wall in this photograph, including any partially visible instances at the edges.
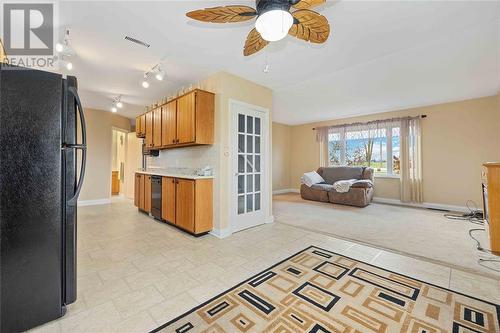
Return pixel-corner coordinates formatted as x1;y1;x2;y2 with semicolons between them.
147;71;273;233
79;108;131;202
272;122;292;191
285;95;500;206
124;132;143;200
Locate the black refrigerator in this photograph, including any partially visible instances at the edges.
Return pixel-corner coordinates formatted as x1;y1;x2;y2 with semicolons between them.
0;64;87;332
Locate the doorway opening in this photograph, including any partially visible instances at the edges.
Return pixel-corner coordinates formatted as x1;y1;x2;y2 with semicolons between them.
111;128;127;197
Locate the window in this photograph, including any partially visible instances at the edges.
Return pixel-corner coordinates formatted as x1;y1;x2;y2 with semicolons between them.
327;121;401;176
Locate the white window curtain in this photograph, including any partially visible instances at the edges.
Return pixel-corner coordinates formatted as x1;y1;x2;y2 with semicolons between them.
400;117;423;203
316;127;329;167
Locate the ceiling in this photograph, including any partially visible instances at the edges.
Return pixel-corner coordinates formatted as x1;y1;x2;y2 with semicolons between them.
59;1;500;124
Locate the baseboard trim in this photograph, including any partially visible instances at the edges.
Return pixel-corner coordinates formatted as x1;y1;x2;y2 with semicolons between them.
372;197;469;212
77;198;112;207
265;215;275;224
273;188;299;195
209;227;232;239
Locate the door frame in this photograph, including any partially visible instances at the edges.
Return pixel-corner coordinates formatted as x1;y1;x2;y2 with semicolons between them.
228;99;271;234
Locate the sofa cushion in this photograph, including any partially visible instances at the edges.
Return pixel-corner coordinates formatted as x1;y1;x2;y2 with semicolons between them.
301;171;325;187
311;183;335;192
300;184;329;203
351;179;374;188
329;187;374;207
318;167;364;184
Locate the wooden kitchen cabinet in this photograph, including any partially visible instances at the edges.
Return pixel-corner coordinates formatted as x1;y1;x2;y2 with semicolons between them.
134;173;146;211
160;177;213;235
140;89;214;150
144;175;152;213
145;111;154;148
175;179;195;232
134;173;141;207
161;101;177;146
176;90;214;145
153;106;162;148
161;177;176;223
177;93;196;144
135;114;146;138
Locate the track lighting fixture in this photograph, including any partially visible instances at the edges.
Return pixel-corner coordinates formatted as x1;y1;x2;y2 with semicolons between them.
59;54;73;71
155;66;165;81
56;28;76;71
111;95;124;113
141;63;165;87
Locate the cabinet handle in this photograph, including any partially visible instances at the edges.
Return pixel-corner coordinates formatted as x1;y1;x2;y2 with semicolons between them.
172;139;175;143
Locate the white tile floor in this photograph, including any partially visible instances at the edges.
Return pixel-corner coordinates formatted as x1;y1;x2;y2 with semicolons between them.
28;199;500;333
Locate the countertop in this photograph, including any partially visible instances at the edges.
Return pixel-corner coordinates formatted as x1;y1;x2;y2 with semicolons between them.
136;169;214;180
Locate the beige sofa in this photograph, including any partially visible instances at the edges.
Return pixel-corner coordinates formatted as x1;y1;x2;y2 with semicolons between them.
300;166;374;207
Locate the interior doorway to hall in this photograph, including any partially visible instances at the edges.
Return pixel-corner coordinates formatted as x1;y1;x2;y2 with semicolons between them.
111;128;127;196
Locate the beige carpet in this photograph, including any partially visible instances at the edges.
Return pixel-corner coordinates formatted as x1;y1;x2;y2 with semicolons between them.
153;246;500;332
273;193;498;278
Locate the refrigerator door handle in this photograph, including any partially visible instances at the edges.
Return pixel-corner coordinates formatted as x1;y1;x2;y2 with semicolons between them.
67;87;87;207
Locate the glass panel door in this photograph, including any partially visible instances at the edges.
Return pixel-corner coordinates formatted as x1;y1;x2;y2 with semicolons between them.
237;114;261;215
231;101;267;234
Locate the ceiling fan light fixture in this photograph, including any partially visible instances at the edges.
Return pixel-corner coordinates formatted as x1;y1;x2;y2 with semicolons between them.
255;9;293;42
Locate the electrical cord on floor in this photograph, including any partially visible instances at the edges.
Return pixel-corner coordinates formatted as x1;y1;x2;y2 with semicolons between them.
468;228;500;273
444;200;484;225
443;200;500;272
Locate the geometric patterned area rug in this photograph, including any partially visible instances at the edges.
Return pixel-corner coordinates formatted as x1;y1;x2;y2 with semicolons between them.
152;246;500;333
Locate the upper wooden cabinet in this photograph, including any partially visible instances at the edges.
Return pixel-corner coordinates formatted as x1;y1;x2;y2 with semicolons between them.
139;89;214;149
162;101;177;146
135;114;146;138
177;93;196;144
145;111;154;148
153;107;162;148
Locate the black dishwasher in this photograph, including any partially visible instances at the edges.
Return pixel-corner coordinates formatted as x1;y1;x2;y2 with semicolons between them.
151;176;162;220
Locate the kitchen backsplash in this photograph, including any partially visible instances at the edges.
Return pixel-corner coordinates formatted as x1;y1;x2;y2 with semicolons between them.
146;144;218;172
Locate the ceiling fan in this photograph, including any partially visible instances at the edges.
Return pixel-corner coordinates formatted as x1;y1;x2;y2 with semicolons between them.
186;0;330;56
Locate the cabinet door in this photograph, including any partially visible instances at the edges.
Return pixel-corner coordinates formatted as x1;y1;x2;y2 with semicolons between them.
145;111;154;148
139;174;145;210
177;93;196;144
140;114;146;136
153;107;162;148
162;177;176;223
175;179;195;232
134;174;141;207
162;101;177;146
144;175;152;213
135;116;142;137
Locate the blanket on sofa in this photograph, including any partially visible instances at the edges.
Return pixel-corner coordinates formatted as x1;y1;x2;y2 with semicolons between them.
333;179;357;193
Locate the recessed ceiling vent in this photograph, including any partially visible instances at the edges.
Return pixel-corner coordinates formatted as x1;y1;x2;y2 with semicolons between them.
124;36;150;48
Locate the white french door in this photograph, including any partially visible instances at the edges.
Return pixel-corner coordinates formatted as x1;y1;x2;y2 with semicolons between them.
230;101;268;233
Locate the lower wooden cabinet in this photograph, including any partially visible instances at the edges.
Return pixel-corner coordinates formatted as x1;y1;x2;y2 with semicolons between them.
135;173;213;235
144;175;152;213
161;177;176;223
134;173;141;207
176;179;195;232
134;173;150;213
164;177;213;235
